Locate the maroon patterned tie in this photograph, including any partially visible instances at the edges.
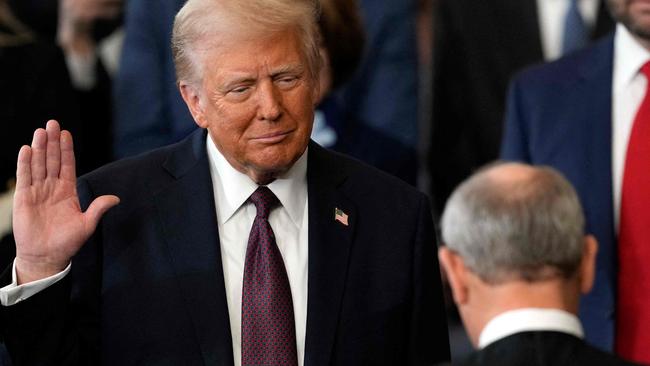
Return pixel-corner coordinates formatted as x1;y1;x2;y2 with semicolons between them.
241;186;298;366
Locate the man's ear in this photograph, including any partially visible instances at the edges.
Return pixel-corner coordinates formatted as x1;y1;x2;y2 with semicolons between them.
438;247;471;305
579;235;598;294
312;46;328;106
179;81;208;128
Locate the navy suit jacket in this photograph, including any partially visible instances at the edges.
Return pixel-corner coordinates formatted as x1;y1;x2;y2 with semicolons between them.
0;130;450;365
501;35;617;351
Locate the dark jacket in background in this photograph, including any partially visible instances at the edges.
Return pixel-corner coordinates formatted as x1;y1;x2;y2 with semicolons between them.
429;0;614;215
459;332;639;366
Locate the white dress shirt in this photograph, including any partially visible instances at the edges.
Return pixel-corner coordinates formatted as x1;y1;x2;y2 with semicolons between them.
0;135;310;366
207;136;309;366
478;308;584;349
536;0;600;61
612;24;650;232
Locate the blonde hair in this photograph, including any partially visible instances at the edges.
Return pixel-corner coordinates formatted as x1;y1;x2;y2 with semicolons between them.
171;0;321;85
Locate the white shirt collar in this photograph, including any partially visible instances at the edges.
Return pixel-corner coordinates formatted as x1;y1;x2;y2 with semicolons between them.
206;134;308;227
614;23;650;95
478;308;584;349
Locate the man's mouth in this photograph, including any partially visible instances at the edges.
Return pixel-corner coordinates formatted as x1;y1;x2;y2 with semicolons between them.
252;130;294;144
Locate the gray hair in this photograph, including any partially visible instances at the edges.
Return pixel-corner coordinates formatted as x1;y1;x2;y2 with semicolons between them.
441;162;585;284
171;0;322;85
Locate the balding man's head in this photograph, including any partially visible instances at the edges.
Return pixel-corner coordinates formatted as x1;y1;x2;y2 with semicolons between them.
441;162;586;284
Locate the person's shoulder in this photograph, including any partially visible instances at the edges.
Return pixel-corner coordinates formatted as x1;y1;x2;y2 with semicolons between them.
576;342;642;366
513;34;614;88
79;130;204;196
459;331;641;366
310;142;427;203
82;142;176;181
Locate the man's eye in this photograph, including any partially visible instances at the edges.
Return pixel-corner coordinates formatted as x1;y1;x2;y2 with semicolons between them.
277;77;298;86
230;86;250;94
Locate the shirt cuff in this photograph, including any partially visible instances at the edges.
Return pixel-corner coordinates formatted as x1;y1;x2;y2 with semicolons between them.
0;260;71;306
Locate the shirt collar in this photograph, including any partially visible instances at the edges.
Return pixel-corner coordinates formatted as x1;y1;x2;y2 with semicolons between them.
478;308;584;349
614;23;650;95
206;134;308;227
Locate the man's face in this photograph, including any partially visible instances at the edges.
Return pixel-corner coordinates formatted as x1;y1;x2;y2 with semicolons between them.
608;0;650;41
181;29;318;184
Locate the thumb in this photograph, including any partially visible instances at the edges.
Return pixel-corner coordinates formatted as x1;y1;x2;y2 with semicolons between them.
83;195;120;233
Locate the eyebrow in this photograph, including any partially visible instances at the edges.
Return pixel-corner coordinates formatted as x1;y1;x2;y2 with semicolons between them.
270;63;305;77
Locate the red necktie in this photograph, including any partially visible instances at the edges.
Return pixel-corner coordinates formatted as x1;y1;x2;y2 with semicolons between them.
241;186;298;366
616;61;650;363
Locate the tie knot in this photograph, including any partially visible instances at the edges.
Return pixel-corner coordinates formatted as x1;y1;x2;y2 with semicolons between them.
249;186;279;219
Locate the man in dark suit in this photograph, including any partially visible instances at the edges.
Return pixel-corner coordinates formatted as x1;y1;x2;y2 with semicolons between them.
438;163;639;366
501;0;650;362
429;0;614;215
0;0;450;365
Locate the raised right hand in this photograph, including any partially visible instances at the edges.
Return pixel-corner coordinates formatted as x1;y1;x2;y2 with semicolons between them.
13;120;119;284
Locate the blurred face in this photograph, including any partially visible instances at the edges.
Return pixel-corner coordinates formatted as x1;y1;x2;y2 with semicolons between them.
180;29;318;184
608;0;650;43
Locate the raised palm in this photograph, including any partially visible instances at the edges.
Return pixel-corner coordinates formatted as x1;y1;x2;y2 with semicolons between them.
13;120;119;283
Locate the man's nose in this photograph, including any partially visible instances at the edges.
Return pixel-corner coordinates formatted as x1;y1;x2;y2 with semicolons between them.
256;81;282;121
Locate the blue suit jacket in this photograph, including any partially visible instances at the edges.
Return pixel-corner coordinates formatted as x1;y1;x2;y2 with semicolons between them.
113;0;192;159
0;130;450;365
501;35;617;351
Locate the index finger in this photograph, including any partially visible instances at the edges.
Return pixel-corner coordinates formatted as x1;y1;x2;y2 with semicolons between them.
15;146;32;190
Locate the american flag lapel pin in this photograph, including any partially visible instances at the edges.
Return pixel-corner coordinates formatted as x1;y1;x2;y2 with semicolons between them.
334;207;349;226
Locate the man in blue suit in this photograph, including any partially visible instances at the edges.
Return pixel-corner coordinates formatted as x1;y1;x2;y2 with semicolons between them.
113;0;191;159
0;0;450;364
501;0;650;363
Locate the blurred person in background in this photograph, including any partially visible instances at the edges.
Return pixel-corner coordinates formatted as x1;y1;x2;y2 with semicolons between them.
501;0;650;362
0;0;120;273
0;2;120;362
112;0;191;158
429;0;614;216
439;162;639;366
315;0;418;184
333;0;421;185
2;0;121;179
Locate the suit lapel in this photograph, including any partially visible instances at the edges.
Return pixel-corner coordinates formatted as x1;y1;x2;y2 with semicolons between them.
153;130;234;366
304;143;356;366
